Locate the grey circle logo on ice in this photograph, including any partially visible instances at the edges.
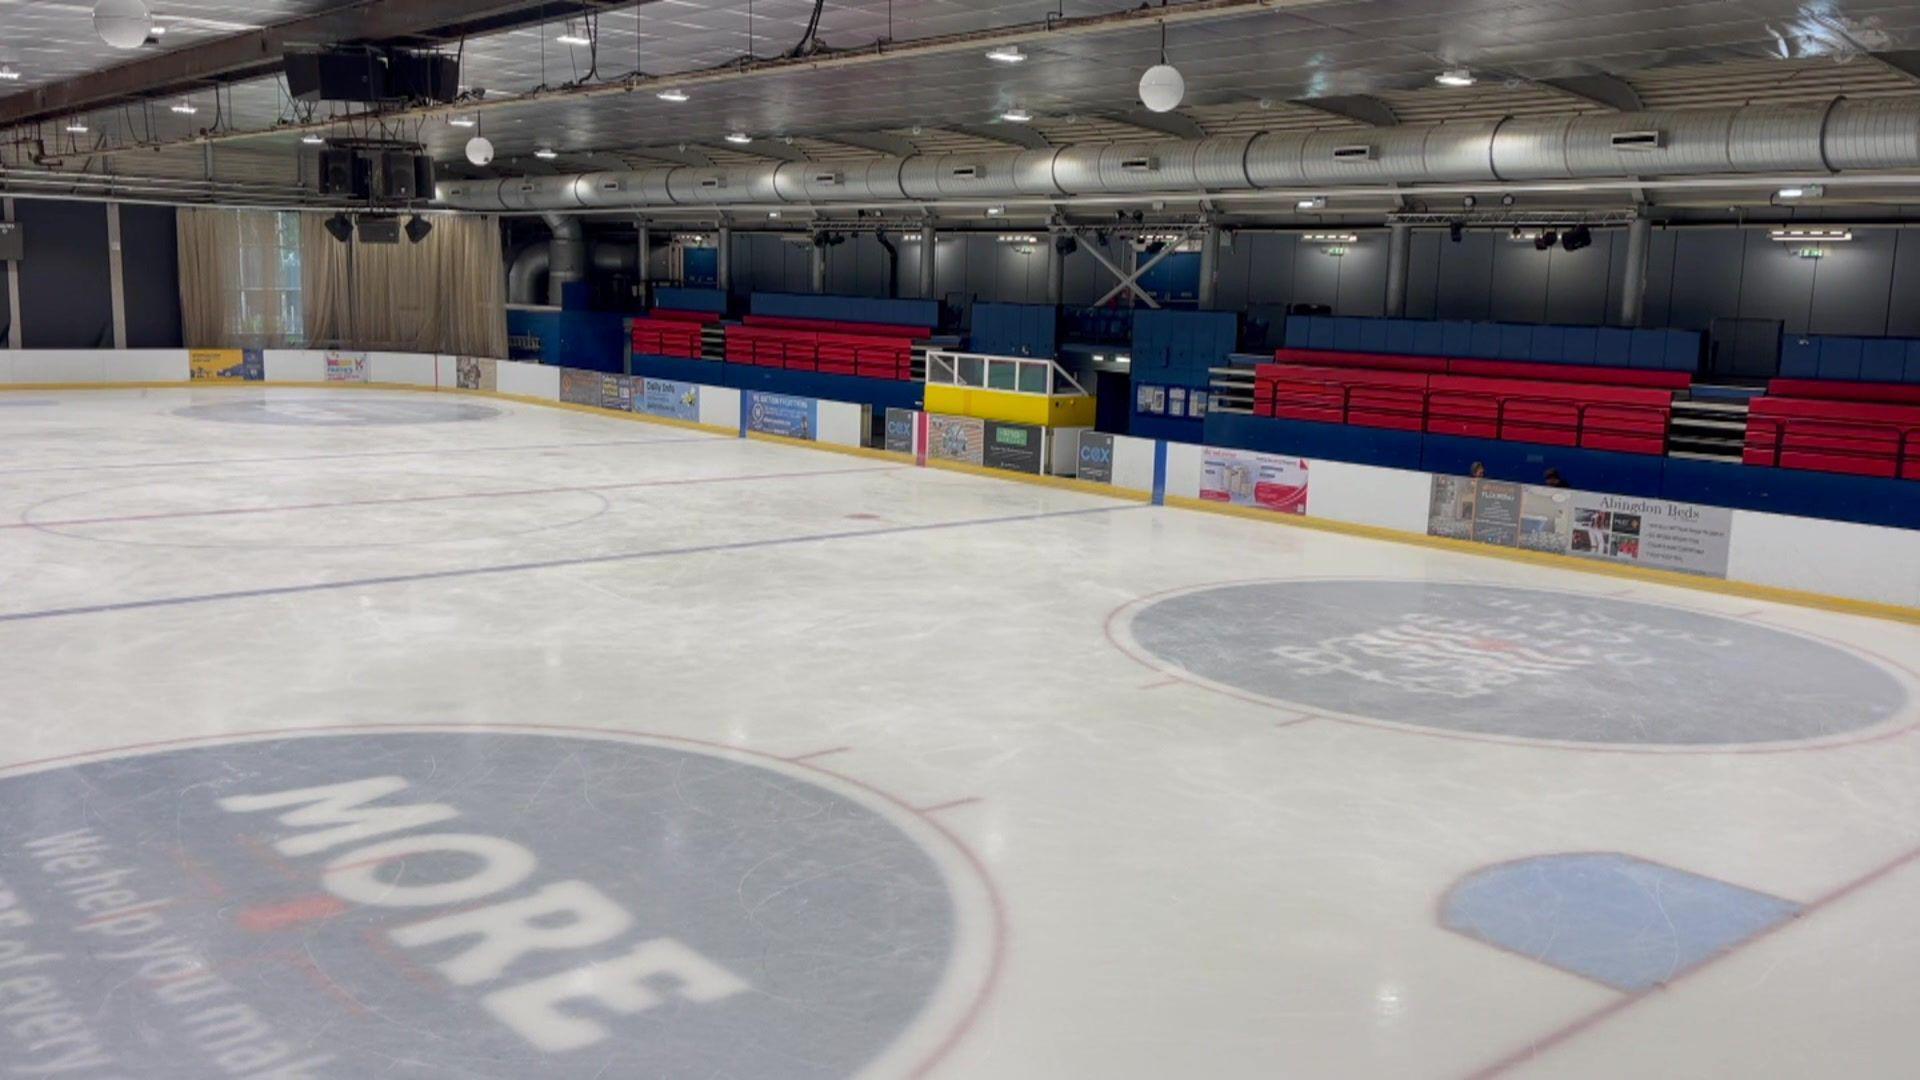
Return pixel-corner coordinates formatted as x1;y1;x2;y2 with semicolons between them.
0;732;973;1078
1124;581;1910;745
176;398;500;425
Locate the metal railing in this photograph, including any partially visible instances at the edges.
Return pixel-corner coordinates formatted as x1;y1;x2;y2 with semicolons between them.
924;350;1089;397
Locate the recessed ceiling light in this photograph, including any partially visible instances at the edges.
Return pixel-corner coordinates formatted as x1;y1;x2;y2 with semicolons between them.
768;211;782;219
533;147;558;159
986;45;1026;64
301;133;325;145
1297;197;1327;210
657;88;689;103
0;66;20;81
169;100;196;114
1776;184;1823;199
1436;68;1476;87
449;116;477;128
725;132;752;144
1000;108;1032;123
986;206;1006;216
65;121;89;133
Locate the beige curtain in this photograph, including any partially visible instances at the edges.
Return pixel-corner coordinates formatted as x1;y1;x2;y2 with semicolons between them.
298;211;507;357
176;208;304;348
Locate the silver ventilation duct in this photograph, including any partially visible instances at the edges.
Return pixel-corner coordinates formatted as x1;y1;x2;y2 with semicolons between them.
441;99;1920;213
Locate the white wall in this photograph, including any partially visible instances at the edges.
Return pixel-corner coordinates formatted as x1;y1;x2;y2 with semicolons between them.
496;359;558;400
1164;441;1204;501
698;386;741;430
262;349;326;382
1305;459;1435;534
817;400;866;447
2;349;188;383
1728;511;1920;609
1111;434;1158;495
368;352;437;387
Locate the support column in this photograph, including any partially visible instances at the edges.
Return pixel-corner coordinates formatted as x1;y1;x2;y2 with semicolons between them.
3;198;19;349
1385;223;1412;318
636;219;651;308
918;226;937;300
1046;232;1065;305
1197;224;1220;310
106;201;127;348
1620;215;1652;327
716;225;732;295
810;237;827;293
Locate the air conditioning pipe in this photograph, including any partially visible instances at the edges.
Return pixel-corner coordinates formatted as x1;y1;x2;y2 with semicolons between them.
439;99;1920;214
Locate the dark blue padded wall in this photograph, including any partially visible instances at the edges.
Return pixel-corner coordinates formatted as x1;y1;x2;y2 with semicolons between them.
1132;310;1238;389
1779;335;1920;384
653;287;727;314
970;302;1057;357
17;200;112;348
1285;315;1703;372
750;292;939;328
119;204;183;348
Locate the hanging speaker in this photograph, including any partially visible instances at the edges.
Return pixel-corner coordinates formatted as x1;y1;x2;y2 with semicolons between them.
412;155;436;199
317;149;356;195
378;150;417;200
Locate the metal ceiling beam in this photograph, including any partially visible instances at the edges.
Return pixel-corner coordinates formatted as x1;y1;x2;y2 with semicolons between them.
1872;51;1920;84
947;124;1052;150
62;0;1333;158
1289;94;1398;127
1108;110;1207;140
818;133;921;158
717;140;811;163
0;0;656;129
1540;73;1646;112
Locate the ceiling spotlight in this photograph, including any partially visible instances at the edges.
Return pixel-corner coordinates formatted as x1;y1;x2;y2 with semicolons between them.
1462;194;1478;209
533;147;558;160
1501;193;1517;207
323;213;353;243
1000;108;1032;123
657;88;689;102
449;116;477;128
93;0;153;50
1449;220;1464;243
301;133;325;145
1534;229;1560;251
404;215;433;244
465;135;495;166
1139;63;1185;113
725;132;753;144
1562;225;1593;252
1436;68;1477;87
986;45;1026;64
64;121;89;134
0;66;21;82
169;100;197;114
555;22;592;46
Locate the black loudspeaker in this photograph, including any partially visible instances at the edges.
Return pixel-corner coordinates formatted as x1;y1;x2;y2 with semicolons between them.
286;50;386;103
318;149;357;196
387;53;460;103
378;151;416;200
412;155;436;199
357;217;401;245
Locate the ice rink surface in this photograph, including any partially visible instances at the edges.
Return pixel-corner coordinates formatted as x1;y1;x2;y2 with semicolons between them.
2;387;1918;1079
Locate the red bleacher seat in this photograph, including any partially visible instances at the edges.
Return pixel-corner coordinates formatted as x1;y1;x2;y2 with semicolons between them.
1766;379;1920;407
1254;362;1672;455
1745;396;1920;479
630;317;705;360
1273;347;1689;390
720;323;916;381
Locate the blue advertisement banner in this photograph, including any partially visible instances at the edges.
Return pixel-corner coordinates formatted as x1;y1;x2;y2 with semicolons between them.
641;378;701;421
747;392;819;440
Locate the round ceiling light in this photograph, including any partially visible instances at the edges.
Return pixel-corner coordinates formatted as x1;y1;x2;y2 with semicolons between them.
93;0;154;50
1138;63;1185;113
465;135;495;166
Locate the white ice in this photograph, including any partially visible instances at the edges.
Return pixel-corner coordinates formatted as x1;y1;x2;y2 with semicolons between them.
2;386;1918;1079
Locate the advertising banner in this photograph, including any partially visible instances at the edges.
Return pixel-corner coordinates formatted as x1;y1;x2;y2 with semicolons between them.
188;349;262;382
559;368;600;406
983;421;1045;475
1201;448;1309;514
455;357;497;391
884;408;917;455
599;373;634;412
1078;432;1116;483
324;351;369;383
927;414;985;466
1428;475;1734;578
747;392;819;439
640;378;700;421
